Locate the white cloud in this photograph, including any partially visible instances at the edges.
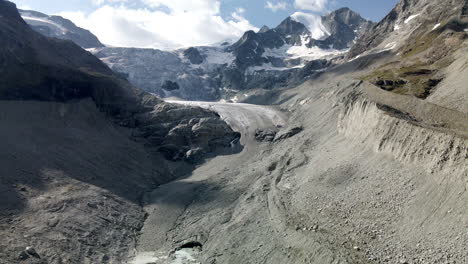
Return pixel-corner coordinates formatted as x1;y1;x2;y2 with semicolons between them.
143;0;220;15
59;1;258;50
91;0;129;6
265;1;287;12
294;0;328;12
235;7;246;14
291;12;330;39
17;4;32;10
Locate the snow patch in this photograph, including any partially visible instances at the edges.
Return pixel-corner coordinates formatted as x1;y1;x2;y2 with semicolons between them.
230;96;239;103
299;97;311;105
394;24;401;31
131;251;167;264
384;42;396;50
432;23;441;30
131;249;200;264
263;35;346;60
21;15;68;35
374;42;397;54
246;62;300;74
172;249;200;264
203;48;235;65
250;37;346;73
348;54;362;62
404;14;420;24
290;12;330;40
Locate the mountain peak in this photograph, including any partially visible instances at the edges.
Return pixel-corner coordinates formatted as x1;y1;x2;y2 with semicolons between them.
0;1;25;22
276;16;310;36
332;7;352;13
259;25;270;33
324;6;372;25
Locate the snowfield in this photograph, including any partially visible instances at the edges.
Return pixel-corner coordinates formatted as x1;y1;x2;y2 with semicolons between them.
249;36;346;73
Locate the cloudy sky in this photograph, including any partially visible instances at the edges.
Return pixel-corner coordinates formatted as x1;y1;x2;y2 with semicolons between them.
11;0;398;49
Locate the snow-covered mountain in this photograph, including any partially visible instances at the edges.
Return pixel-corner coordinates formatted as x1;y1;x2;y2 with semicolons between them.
20;7;373;101
89;46;235;101
19;9;104;49
229;8;373;72
89;8;373;101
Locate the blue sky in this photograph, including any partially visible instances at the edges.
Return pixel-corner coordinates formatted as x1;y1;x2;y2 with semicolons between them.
222;0;399;27
11;0;399;49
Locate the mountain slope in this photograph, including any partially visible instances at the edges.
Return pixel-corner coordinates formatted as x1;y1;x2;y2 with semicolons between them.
348;0;467;59
350;0;468;113
19;9;104;49
0;1;239;263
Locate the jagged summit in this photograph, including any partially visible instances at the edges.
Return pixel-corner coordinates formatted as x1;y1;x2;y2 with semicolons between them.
258;25;270;33
275;16;311;36
228;7;373;70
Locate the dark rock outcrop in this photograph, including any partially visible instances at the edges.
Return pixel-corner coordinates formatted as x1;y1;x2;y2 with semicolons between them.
274;127;304;141
162;80;180;91
255;129;277;142
183;47;204;64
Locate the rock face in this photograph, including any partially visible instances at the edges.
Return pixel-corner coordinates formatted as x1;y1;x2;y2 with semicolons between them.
350;0;468;114
87;8;373;101
347;0;468;59
162;80;180;91
315;7;375;50
19;9;104;49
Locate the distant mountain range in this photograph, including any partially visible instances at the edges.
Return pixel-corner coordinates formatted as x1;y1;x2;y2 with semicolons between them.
20;7;374;101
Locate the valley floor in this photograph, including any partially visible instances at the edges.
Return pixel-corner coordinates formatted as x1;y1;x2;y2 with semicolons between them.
130;76;468;264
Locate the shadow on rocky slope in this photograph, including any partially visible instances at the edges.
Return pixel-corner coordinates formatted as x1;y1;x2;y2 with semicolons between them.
0;1;241;263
